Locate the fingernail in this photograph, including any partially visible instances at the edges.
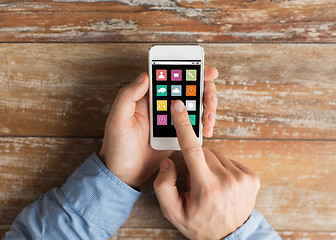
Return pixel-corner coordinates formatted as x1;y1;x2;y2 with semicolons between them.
209;112;216;125
161;160;169;171
173;101;184;113
211;94;217;105
135;72;146;83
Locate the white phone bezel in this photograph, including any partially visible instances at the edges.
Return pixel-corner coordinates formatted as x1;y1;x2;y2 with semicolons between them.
149;45;204;151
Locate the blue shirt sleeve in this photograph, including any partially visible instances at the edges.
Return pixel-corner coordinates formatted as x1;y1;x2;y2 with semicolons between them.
5;153;141;240
223;209;282;240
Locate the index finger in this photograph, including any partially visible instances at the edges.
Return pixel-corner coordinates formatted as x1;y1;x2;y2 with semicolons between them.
171;100;211;179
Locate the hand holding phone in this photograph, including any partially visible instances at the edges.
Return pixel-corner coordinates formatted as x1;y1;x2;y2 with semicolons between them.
99;53;218;187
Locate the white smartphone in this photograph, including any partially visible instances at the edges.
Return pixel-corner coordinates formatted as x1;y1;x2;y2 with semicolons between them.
149;45;204;150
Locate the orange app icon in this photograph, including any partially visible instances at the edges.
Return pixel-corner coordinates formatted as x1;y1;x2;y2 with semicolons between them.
186;85;196;96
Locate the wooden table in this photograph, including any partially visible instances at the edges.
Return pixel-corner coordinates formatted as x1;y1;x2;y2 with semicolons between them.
1;1;336;239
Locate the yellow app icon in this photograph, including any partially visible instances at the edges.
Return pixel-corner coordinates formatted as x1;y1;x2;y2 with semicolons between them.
157;100;167;111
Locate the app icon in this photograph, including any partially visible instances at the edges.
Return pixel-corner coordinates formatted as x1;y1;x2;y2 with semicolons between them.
156;70;167;81
186;85;196;96
186;100;196;111
171;69;182;81
186;70;197;81
157;85;167;96
157;100;167;111
171;118;174;125
189;115;196;125
157;115;167;125
171;85;182;96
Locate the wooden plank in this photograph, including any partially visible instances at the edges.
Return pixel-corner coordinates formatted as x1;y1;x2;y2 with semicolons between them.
118;228;336;240
0;137;335;232
0;137;102;225
0;225;118;239
119;228;186;240
0;226;10;240
1;43;335;139
1;1;336;42
279;231;336;240
124;139;336;231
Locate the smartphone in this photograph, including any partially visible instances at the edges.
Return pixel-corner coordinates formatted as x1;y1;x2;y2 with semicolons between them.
149;45;204;150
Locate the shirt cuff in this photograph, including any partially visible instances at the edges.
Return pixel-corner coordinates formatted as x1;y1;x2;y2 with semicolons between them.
223;209;281;240
60;153;141;231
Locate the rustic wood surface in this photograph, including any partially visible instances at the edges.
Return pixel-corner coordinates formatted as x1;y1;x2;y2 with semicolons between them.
1;1;336;238
1;1;336;43
0;138;335;236
118;228;336;240
1;44;335;139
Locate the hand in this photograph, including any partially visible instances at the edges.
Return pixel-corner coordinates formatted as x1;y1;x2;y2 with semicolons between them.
153;100;260;239
99;66;218;188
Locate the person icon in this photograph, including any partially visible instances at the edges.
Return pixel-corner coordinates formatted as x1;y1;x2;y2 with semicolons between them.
159;72;165;79
156;69;167;81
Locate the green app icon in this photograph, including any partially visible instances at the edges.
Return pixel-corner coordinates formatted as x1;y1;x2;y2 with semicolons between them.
186;70;197;81
157;85;167;96
189;115;196;125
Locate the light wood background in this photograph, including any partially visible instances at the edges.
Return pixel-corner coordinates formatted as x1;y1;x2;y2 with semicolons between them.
1;1;336;240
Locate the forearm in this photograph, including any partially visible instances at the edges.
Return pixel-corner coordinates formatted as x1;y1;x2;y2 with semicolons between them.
224;210;282;240
5;153;140;240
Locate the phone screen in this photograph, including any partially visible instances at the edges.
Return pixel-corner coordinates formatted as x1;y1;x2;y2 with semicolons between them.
152;60;201;137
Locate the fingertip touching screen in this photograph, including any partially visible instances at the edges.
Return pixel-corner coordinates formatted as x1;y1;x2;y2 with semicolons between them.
152;60;201;137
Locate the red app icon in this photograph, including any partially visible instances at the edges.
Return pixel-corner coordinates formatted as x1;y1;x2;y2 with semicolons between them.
186;85;196;96
156;70;167;81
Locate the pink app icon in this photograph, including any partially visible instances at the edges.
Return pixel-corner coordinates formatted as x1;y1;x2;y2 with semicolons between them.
156;70;167;81
157;115;167;125
171;69;182;81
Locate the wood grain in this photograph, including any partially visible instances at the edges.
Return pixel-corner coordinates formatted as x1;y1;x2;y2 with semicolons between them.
1;1;336;42
0;137;102;225
1;137;335;232
1;43;335;139
119;228;336;240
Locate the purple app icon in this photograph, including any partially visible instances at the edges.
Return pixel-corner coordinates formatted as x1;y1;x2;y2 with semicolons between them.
157;115;167;125
171;69;182;81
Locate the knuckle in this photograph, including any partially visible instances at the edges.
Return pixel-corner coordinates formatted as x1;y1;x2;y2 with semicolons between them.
200;181;220;201
161;207;176;222
184;144;203;158
225;175;239;190
251;173;261;190
153;178;165;191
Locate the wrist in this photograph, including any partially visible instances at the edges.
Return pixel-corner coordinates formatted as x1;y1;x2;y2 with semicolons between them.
97;150;140;189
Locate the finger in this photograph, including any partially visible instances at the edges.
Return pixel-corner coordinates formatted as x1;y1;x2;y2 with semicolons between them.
202;125;214;138
202;108;216;128
204;65;219;82
153;159;186;224
171;100;210;179
202;147;225;175
203;81;217;112
230;159;255;175
111;72;149;125
210;149;242;177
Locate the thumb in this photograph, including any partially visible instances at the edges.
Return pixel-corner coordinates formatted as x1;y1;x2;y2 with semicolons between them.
110;72;149;125
154;159;185;224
